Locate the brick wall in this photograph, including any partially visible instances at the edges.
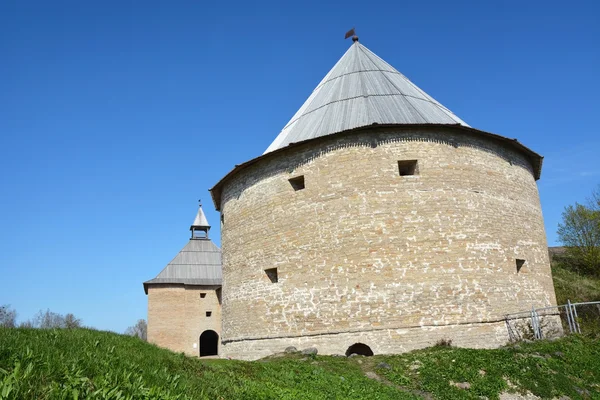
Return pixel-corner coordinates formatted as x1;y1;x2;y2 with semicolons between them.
147;284;221;356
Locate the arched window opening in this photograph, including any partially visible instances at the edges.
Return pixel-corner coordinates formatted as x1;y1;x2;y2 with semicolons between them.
345;343;374;357
199;330;219;357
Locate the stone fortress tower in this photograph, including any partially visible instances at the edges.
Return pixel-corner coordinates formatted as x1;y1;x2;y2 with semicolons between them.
208;37;558;360
144;205;222;357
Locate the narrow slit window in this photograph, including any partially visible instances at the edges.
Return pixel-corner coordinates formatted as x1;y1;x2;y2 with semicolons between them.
289;176;305;191
516;259;526;273
200;293;206;299
220;214;224;224
265;268;278;283
206;311;212;317
398;160;418;176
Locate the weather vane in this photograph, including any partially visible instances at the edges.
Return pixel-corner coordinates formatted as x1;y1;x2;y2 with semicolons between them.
345;27;358;42
198;199;202;207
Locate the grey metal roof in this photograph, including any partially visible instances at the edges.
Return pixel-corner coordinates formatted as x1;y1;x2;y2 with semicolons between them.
264;41;469;153
191;205;210;229
144;238;222;294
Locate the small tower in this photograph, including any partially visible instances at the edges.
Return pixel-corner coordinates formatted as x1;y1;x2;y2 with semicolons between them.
190;203;211;239
144;203;222;357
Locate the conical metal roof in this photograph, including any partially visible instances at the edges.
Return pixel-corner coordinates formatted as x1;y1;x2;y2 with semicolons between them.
264;41;469;154
190;205;210;231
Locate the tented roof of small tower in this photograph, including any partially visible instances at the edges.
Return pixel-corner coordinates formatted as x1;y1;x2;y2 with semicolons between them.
143;237;222;294
264;41;469;154
190;206;210;230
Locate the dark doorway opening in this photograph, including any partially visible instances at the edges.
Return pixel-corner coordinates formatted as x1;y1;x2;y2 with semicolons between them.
345;343;374;357
200;330;219;357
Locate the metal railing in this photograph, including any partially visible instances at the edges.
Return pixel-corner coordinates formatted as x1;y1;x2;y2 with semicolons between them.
505;300;600;341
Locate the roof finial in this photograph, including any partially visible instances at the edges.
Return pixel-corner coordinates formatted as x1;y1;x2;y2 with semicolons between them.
344;27;358;43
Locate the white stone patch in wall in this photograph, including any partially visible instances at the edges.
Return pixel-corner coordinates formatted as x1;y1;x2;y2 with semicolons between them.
516;240;538;247
467;242;502;252
458;262;474;272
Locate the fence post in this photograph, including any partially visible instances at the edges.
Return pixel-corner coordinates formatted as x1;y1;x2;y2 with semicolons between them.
567;300;577;334
531;306;541;339
530;307;536;339
535;308;543;339
571;302;581;334
565;301;573;333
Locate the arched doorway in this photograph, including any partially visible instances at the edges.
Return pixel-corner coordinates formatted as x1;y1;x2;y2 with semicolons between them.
199;330;219;357
346;343;374;357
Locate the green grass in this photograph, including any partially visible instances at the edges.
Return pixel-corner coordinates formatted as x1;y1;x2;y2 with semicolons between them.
551;262;600;338
2;328;600;399
552;262;600;305
0;328;414;400
379;338;600;399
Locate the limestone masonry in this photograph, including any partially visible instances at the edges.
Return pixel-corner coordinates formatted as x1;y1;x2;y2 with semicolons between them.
145;38;557;360
147;285;221;356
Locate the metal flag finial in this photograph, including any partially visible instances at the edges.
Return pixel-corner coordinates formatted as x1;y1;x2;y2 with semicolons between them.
344;27;358;42
198;199;202;207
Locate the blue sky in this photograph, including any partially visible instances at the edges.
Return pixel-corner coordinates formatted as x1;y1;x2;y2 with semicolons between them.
1;0;598;333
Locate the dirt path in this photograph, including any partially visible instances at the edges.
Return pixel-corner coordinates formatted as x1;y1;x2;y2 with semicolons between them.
353;356;434;400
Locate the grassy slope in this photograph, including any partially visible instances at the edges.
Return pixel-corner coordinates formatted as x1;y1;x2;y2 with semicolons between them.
551;262;600;338
552;262;600;305
2;328;600;400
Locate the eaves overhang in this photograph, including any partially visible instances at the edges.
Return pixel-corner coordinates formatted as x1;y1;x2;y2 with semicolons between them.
209;124;543;211
143;278;222;295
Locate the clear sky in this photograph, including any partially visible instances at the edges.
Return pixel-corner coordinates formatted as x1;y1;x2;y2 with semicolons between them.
1;0;598;333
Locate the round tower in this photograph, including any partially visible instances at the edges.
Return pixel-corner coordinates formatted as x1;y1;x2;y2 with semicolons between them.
210;40;557;360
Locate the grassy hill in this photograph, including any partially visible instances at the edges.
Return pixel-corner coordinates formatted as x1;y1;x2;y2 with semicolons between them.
550;260;600;338
552;262;600;305
2;328;600;399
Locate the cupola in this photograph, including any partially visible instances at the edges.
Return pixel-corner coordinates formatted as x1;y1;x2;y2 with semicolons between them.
190;203;211;239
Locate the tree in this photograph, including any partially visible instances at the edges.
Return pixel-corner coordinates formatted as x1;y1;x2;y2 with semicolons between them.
126;319;147;341
557;185;600;276
31;309;83;329
0;305;17;328
19;320;34;328
34;309;66;328
64;313;82;329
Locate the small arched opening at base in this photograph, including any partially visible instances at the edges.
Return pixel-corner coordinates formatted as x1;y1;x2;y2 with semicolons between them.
199;330;219;357
346;343;374;357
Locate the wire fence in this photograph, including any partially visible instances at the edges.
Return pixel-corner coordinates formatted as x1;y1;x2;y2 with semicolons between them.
505;300;600;342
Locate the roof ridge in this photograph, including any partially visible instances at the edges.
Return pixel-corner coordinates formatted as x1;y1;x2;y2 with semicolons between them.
364;49;429;123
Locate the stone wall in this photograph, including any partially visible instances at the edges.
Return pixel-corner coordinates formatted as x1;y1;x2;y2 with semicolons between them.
221;321;509;360
218;127;557;360
147;284;221;356
221;316;564;360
